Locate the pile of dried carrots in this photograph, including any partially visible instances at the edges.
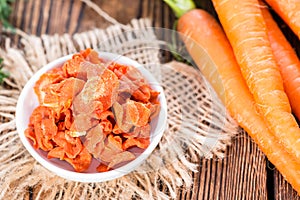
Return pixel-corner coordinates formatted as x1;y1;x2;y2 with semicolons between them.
25;48;160;172
164;0;300;195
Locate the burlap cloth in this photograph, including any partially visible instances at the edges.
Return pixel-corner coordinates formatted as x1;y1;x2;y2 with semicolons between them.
0;3;238;199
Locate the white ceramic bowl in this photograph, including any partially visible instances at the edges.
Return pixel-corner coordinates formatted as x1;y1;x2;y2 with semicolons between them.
16;52;167;182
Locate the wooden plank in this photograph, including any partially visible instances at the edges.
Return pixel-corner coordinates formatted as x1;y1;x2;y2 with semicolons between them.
67;0;83;34
40;0;52;35
76;0;140;33
24;0;35;34
58;0;71;34
274;170;300;200
216;132;267;200
177;131;268;200
12;0;25;29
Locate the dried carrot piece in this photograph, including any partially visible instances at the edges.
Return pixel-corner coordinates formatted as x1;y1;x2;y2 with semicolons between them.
149;103;161;121
125;65;145;81
149;90;160;104
42;77;85;116
73;69;119;115
108;63;129;79
85;50;102;64
41;87;60;109
48;147;65;160
133;124;151;138
52;131;69;147
57;122;65;132
56;78;85;110
64;147;92;172
113;99;151;132
112;102;133;132
99;121;113;134
52;131;82;158
34;67;65;104
132;84;151;103
62;54;86;78
107;151;135;169
98;135;123;163
64;132;83;158
122;138;150;150
63;48;103;79
125;99;151;127
112;124;123;134
71;113;98;132
27;106;57;151
94;110;114;121
48;141;90;172
96;163;109;172
84;124;106;158
24;126;37;149
64;109;73;130
80;61;105;79
79;48;92;59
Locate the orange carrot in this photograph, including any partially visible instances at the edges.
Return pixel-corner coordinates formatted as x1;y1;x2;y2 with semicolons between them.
212;0;300;162
175;9;300;194
265;0;300;39
260;3;300;121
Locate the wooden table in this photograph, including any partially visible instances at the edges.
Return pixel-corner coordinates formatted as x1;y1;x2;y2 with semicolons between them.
7;0;300;199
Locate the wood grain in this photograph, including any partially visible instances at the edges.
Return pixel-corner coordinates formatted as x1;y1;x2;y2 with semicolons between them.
274;170;300;200
178;132;268;200
5;0;300;199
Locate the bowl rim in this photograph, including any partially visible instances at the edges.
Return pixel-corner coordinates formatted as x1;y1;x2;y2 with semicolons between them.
15;51;167;182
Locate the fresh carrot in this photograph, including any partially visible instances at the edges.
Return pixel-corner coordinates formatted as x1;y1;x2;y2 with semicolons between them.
265;0;300;39
212;0;300;162
260;2;300;121
172;8;300;194
165;0;300;193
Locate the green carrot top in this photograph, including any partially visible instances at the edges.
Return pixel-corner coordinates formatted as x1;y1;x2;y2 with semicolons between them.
163;0;196;18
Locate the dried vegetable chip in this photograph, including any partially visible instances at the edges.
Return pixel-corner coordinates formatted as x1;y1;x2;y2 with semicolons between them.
63;52;86;78
64;147;92;172
25;106;57;151
34;67;65;104
42;77;85;116
73;69;119;115
84;124;106;158
122;137;150;150
96;163;109;172
107;151;135;169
